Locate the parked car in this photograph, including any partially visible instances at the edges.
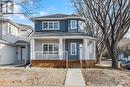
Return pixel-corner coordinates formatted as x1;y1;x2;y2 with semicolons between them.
120;60;130;70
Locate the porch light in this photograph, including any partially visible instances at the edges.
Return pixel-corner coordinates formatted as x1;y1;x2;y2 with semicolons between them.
80;44;83;48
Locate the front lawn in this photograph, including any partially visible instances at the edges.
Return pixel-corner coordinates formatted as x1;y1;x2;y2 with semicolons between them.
0;67;66;86
82;68;130;86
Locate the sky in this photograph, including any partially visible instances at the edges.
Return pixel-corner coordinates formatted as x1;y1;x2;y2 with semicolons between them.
3;0;130;37
6;0;75;27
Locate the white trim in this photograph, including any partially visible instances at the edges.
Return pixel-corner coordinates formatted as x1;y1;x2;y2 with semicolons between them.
70;42;77;55
84;39;89;60
70;20;77;29
31;36;98;40
42;21;60;30
59;38;63;60
93;41;96;60
30;39;35;60
8;23;11;34
32;16;85;21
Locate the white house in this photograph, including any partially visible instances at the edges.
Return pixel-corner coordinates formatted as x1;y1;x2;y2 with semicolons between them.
0;18;33;65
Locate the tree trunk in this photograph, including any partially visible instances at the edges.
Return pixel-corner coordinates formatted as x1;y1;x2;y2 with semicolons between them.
110;48;118;69
96;53;102;64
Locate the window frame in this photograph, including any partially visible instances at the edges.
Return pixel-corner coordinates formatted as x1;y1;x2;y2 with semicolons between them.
42;21;60;30
42;43;59;54
70;42;77;55
70;20;77;29
8;24;11;34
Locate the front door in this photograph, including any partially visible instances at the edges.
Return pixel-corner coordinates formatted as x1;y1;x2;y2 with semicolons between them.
68;41;79;61
21;47;26;60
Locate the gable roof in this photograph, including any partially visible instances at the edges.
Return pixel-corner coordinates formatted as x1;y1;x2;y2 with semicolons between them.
0;39;14;45
17;23;33;30
32;14;85;21
0;18;20;28
35;14;76;18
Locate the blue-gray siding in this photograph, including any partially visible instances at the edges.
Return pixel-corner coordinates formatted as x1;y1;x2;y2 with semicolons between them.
65;39;83;60
34;20;79;32
68;20;79;32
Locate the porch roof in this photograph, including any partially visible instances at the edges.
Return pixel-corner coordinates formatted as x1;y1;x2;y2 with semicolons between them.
0;39;13;45
30;32;98;40
15;40;29;45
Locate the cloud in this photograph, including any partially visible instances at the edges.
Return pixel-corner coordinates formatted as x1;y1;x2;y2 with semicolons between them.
38;6;56;16
40;11;47;16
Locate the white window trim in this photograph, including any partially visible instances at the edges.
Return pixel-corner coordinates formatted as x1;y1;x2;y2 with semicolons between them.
70;20;77;29
70;42;77;55
8;24;11;34
42;43;59;55
42;21;60;30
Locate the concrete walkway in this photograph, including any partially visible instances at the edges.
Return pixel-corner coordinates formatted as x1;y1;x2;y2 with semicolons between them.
65;68;86;86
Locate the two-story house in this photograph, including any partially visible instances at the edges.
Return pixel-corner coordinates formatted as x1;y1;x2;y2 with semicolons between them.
0;18;32;65
31;14;97;67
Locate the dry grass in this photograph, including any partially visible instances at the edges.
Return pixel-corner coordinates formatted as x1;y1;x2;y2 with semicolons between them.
0;67;66;86
82;68;130;86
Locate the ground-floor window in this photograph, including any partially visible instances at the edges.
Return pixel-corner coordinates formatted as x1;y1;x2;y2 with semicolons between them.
42;43;59;54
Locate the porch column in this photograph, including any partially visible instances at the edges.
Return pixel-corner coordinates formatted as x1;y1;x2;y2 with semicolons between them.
25;44;28;61
59;38;63;60
84;39;89;60
30;38;35;60
93;41;96;60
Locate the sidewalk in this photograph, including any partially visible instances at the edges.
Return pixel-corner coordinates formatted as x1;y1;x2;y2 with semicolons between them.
65;68;86;86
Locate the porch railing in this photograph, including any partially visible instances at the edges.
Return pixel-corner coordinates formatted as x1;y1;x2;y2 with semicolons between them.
34;51;68;60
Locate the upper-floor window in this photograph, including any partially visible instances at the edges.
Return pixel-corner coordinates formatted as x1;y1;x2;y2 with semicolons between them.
42;21;60;30
70;20;77;29
21;30;27;31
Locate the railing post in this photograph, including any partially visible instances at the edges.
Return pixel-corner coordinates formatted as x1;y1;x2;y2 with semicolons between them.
59;38;63;60
66;51;68;68
84;39;88;60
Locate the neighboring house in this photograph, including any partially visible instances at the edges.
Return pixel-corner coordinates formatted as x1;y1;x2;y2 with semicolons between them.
0;18;33;65
118;37;130;60
30;14;97;67
118;37;130;49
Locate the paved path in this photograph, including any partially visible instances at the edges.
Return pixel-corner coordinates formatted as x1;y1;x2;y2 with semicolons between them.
65;68;86;86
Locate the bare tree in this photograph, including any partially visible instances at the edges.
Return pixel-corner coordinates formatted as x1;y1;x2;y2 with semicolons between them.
72;0;130;68
0;0;43;19
71;0;106;64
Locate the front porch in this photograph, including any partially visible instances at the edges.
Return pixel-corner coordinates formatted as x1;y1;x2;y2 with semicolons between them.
30;36;96;67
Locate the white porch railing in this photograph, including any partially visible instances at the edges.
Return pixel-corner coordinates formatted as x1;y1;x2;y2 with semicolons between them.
34;51;68;60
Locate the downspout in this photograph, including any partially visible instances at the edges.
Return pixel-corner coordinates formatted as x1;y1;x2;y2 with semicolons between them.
26;57;32;68
26;28;34;68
